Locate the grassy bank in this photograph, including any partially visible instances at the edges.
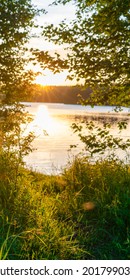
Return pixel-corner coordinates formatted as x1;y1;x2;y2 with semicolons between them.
0;152;130;259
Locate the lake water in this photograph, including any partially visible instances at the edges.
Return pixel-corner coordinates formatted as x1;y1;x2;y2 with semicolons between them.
23;102;130;174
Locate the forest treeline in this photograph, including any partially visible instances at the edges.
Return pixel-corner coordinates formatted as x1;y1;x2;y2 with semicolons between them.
25;84;91;104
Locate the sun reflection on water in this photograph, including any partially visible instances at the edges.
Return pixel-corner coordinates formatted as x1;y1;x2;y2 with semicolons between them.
27;104;62;136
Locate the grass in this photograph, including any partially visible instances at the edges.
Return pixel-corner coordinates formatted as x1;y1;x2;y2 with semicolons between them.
0;151;130;259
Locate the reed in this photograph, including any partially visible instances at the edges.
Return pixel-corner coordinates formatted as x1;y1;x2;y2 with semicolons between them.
0;151;130;259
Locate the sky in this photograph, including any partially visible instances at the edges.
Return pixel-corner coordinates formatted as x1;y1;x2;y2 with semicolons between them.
30;0;76;86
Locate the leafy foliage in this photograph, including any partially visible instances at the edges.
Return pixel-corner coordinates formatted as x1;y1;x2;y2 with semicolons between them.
0;0;39;104
40;0;130;106
0;1;40;164
71;119;130;157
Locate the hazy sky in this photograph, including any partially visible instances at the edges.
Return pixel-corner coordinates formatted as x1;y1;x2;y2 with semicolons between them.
30;0;76;85
32;0;75;26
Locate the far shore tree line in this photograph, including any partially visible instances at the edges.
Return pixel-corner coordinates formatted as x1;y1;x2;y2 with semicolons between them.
24;84;91;104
